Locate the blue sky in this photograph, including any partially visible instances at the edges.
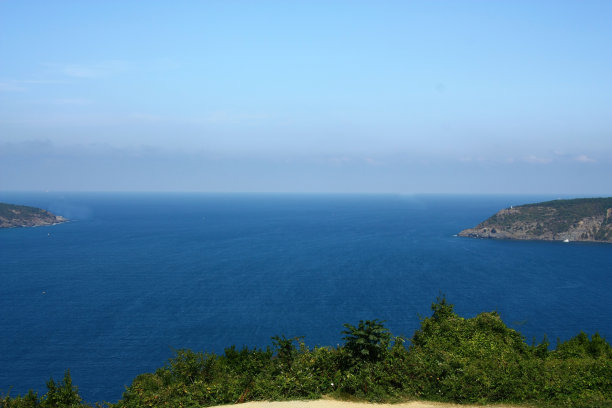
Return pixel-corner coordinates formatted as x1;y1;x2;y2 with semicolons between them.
1;1;611;193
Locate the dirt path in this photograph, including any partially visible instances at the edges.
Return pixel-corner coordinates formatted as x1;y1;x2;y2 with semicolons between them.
211;398;526;408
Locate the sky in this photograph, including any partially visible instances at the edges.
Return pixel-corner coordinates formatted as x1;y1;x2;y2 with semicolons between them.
1;0;611;194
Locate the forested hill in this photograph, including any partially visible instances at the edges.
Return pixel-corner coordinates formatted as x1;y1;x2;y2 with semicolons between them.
0;202;67;228
459;197;612;243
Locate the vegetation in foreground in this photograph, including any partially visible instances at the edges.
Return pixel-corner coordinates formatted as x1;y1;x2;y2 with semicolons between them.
2;297;611;408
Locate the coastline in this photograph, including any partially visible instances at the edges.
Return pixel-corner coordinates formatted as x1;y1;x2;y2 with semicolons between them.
0;218;68;229
457;231;612;244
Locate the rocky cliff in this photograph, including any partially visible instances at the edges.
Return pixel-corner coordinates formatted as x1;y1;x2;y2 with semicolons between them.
459;198;612;243
0;202;67;228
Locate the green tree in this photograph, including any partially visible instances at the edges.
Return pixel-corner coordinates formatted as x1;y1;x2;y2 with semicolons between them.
342;319;391;364
41;370;82;408
271;335;303;368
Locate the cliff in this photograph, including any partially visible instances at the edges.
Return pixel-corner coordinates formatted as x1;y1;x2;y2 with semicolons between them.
458;197;612;243
0;202;67;228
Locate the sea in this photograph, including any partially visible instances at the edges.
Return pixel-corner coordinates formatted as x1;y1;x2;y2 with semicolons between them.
1;192;611;403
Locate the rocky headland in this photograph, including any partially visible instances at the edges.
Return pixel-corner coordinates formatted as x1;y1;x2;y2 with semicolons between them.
459;197;612;243
0;202;67;228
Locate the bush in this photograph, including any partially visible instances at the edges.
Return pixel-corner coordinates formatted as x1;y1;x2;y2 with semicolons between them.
555;332;612;359
41;371;83;408
1;371;86;408
341;319;391;365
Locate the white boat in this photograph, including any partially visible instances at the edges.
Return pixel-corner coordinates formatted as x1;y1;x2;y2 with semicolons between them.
563;239;570;243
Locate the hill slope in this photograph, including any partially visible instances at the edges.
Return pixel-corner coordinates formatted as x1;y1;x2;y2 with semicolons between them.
0;202;67;228
458;197;612;243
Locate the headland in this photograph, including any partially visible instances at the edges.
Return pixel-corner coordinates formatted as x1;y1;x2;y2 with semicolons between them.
0;202;67;228
459;197;612;243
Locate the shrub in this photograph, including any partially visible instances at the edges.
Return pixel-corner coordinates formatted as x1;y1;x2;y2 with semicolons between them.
41;371;82;408
341;319;391;365
555;332;612;359
1;371;86;408
271;335;303;368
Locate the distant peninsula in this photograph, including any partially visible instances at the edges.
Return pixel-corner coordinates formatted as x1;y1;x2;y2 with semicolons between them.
459;197;612;243
0;202;67;228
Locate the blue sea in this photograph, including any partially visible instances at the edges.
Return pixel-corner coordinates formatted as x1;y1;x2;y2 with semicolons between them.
1;193;611;403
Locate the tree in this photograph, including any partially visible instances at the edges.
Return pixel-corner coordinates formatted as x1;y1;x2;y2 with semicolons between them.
342;319;391;364
41;370;82;408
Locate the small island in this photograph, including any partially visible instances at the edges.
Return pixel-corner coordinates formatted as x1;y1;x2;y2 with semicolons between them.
459;197;612;243
0;202;67;228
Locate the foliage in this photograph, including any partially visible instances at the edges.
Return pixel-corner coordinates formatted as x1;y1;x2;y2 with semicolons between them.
3;297;611;408
0;202;65;228
482;197;612;236
42;371;83;408
0;203;47;219
1;371;87;408
341;319;391;365
271;335;303;368
554;332;612;359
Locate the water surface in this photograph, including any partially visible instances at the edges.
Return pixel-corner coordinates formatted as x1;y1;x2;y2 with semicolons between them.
1;193;610;402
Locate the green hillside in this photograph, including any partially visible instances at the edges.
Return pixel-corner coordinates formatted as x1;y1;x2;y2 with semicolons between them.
486;198;612;233
460;197;612;242
0;202;66;228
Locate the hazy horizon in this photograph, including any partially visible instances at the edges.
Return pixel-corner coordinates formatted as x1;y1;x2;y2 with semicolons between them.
2;1;611;194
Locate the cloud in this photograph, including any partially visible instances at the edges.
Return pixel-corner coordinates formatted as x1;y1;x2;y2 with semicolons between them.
550;151;598;164
21;79;69;84
148;59;182;71
481;153;600;165
364;157;383;166
52;98;93;105
0;79;71;92
200;111;271;124
523;155;553;164
327;156;351;166
457;156;496;163
44;61;129;78
0;139;56;157
0;81;26;92
128;113;165;122
574;154;596;163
